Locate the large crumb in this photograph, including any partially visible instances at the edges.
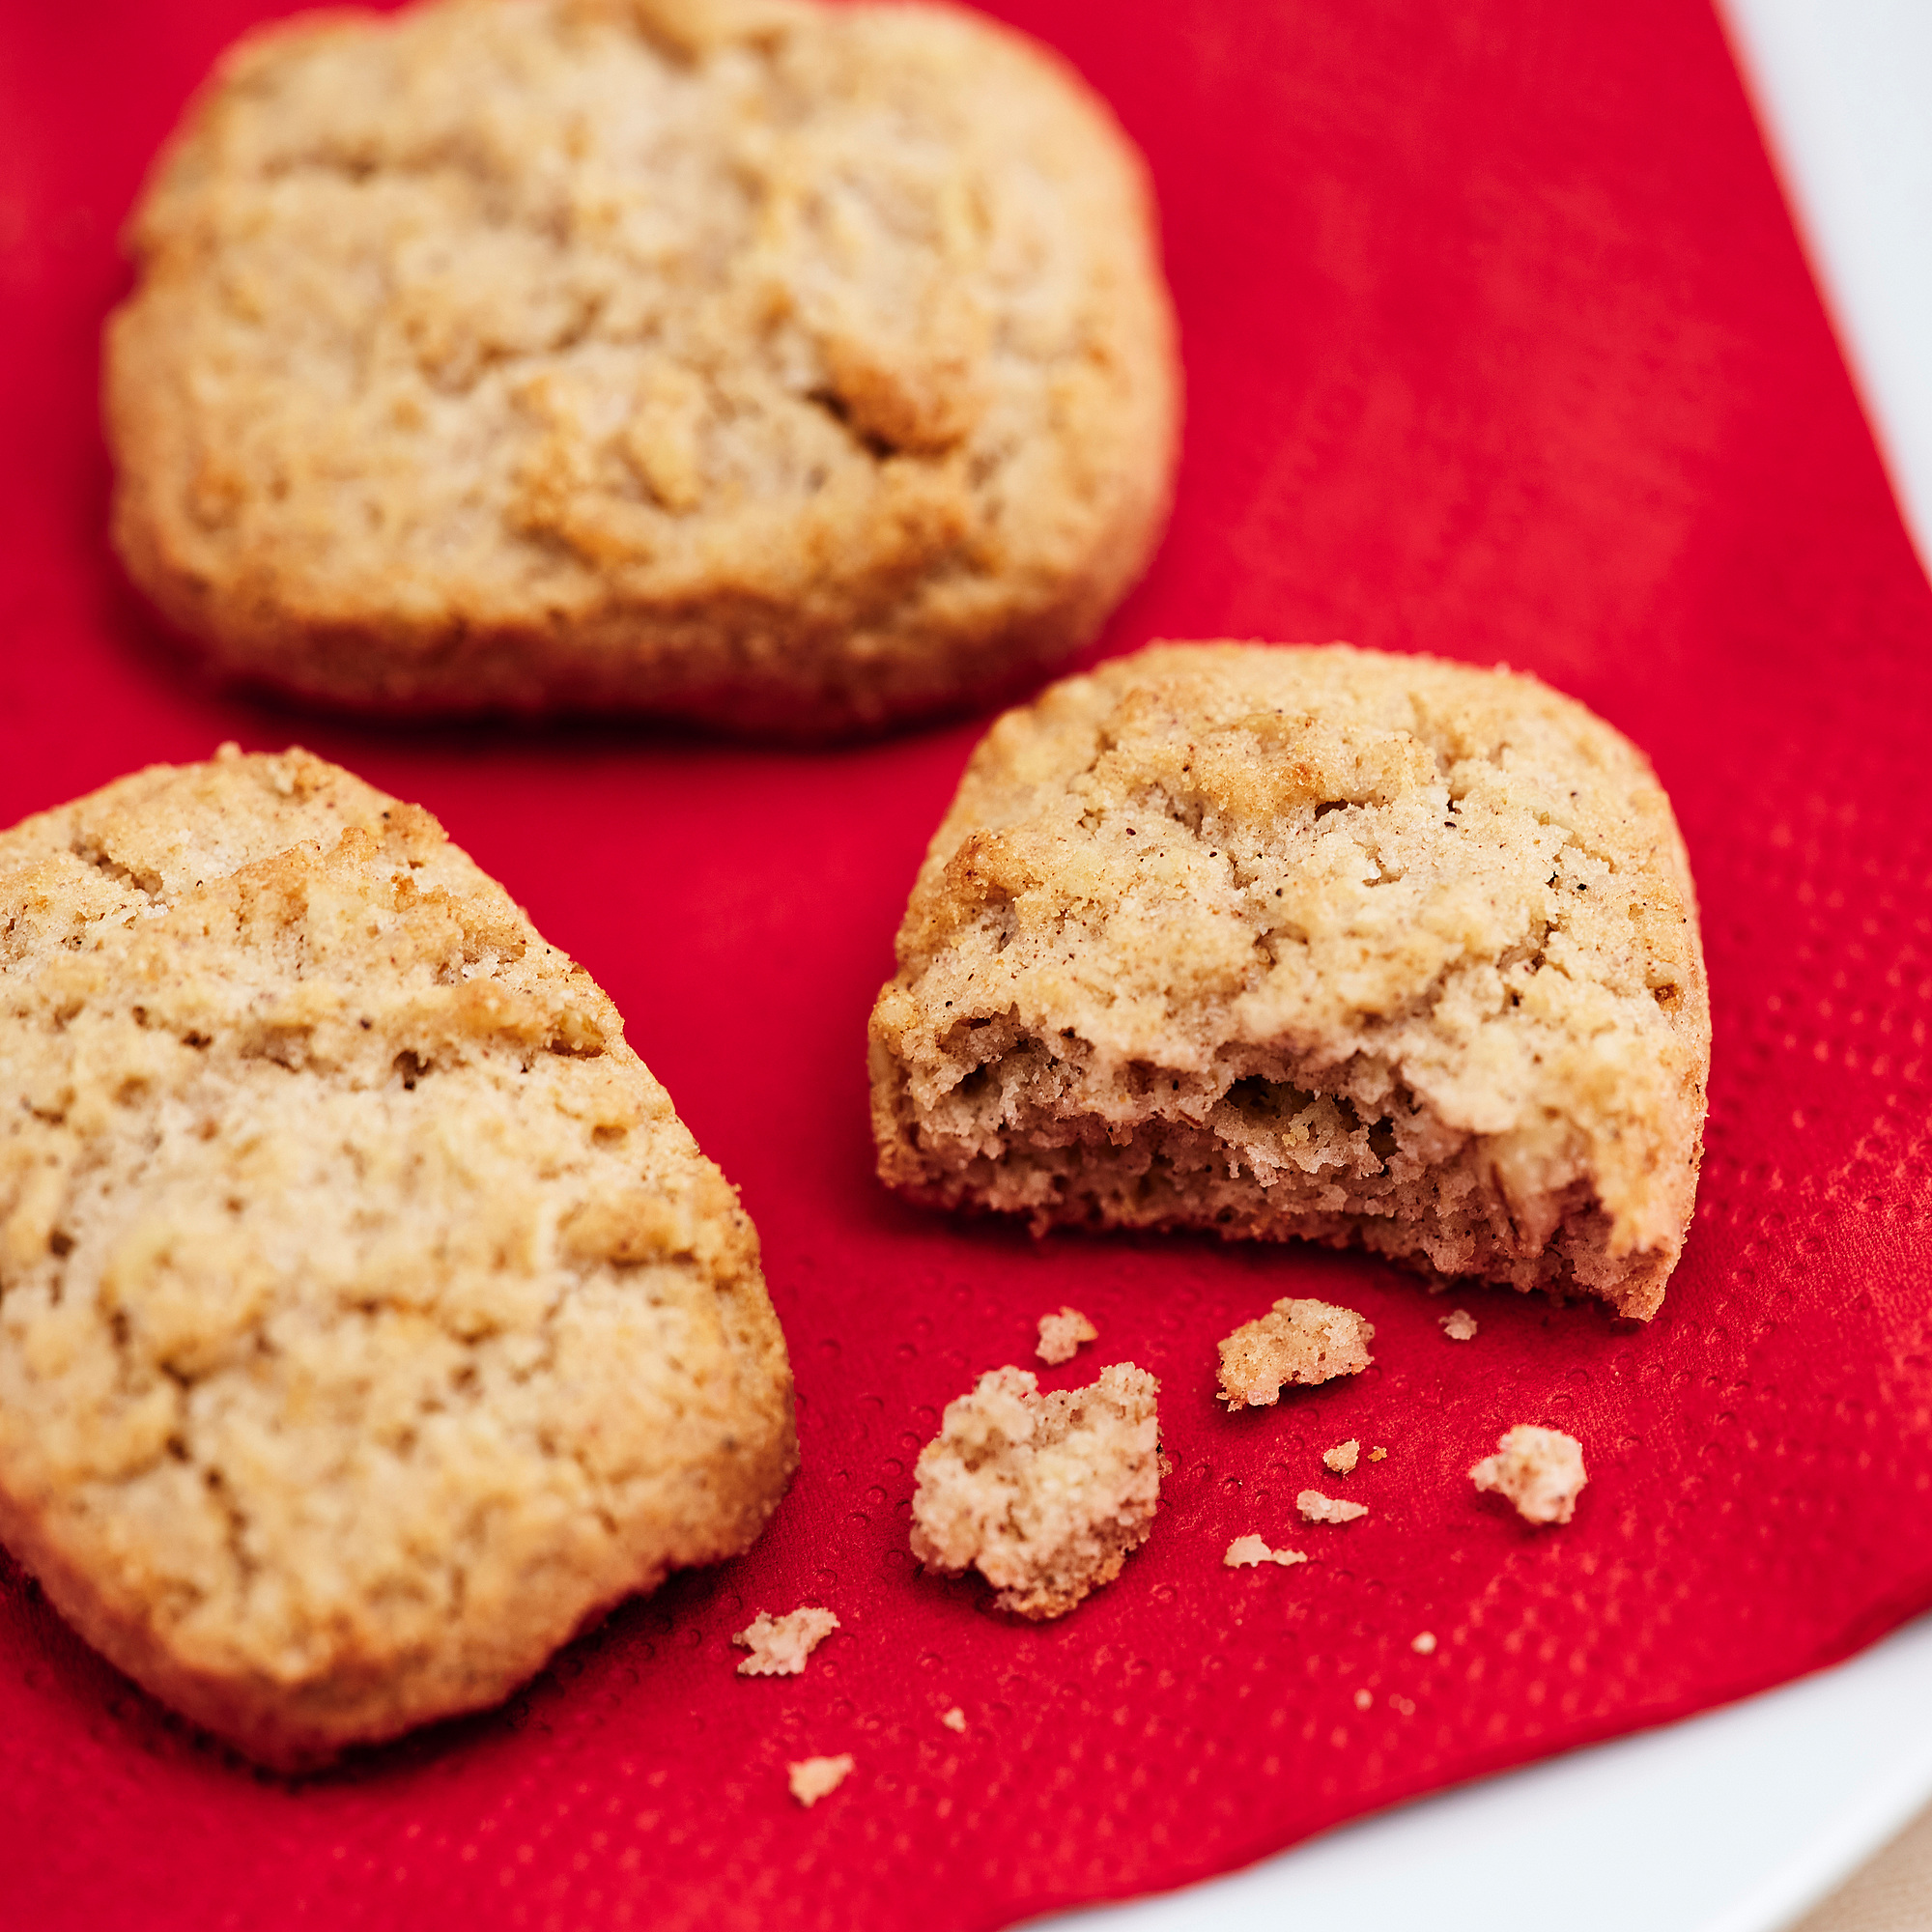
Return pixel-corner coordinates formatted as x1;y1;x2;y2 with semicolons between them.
909;1362;1161;1619
1323;1438;1360;1475
941;1706;967;1733
1218;1298;1375;1410
787;1754;855;1807
1440;1309;1479;1341
1223;1535;1309;1569
1297;1490;1369;1524
1037;1306;1098;1365
733;1606;839;1677
1470;1425;1587;1524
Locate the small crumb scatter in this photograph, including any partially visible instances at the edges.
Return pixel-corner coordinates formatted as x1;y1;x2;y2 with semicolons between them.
1297;1490;1368;1525
1411;1631;1436;1655
788;1754;855;1807
733;1605;839;1676
1223;1535;1309;1569
1368;1446;1388;1463
1217;1298;1374;1410
1352;1689;1374;1711
1470;1424;1588;1525
941;1706;967;1733
1037;1306;1098;1365
1439;1308;1479;1341
1322;1438;1360;1475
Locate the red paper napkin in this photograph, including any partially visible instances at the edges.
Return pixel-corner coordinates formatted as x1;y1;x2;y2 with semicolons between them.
5;2;1932;1927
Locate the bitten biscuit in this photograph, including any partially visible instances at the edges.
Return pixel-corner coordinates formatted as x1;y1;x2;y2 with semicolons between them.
105;0;1179;735
0;748;796;1769
869;642;1710;1318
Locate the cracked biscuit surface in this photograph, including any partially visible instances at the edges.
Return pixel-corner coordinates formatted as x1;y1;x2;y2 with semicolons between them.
105;0;1179;734
869;642;1709;1318
0;747;796;1768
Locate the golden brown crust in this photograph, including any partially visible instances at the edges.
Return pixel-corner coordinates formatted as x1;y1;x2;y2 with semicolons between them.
0;747;796;1768
103;0;1179;735
868;642;1711;1318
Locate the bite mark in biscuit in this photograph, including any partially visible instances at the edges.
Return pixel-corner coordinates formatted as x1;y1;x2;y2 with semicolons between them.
869;643;1710;1316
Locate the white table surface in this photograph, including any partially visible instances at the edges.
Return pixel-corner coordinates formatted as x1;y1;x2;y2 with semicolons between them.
1032;7;1932;1927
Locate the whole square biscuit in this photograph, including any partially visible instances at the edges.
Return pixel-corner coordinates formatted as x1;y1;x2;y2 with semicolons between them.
0;747;796;1768
869;643;1710;1318
104;0;1179;734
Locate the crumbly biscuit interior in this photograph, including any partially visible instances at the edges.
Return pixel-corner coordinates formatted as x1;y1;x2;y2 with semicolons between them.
870;644;1709;1317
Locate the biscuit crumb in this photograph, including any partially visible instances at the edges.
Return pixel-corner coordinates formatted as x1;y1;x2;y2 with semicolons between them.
1440;1309;1479;1341
1322;1438;1360;1475
1036;1306;1098;1365
941;1706;967;1733
1368;1446;1388;1463
1390;1694;1416;1717
733;1605;839;1677
1470;1425;1587;1525
1297;1490;1369;1524
1217;1299;1374;1410
1353;1688;1374;1711
1223;1535;1310;1569
788;1754;855;1807
1411;1631;1437;1655
909;1361;1161;1618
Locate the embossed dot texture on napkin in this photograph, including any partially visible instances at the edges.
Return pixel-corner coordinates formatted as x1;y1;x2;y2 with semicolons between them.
3;1;1931;1928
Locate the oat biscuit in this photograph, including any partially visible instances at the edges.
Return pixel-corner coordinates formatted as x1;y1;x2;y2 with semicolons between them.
105;0;1179;734
0;747;796;1769
869;642;1710;1317
908;1361;1160;1619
